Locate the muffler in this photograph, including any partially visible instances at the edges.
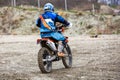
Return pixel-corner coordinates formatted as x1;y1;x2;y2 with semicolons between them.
46;40;57;51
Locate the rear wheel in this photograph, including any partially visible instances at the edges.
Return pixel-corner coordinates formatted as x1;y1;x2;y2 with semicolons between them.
62;44;72;68
38;47;52;73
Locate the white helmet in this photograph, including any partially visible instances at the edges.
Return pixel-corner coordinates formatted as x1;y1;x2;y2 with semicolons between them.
43;3;54;12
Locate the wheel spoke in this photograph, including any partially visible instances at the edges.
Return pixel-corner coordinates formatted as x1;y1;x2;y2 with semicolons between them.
43;59;47;62
62;44;72;68
38;47;52;73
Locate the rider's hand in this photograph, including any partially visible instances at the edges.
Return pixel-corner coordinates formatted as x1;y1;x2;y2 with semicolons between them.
69;23;73;27
66;23;72;29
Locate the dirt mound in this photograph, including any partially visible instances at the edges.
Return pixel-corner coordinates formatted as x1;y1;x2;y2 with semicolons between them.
0;6;39;35
100;5;114;15
0;6;120;35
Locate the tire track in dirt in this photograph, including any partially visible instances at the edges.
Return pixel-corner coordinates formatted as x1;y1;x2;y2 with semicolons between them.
0;35;120;80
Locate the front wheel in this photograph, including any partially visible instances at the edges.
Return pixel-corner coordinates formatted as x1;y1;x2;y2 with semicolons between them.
62;44;72;68
38;47;52;73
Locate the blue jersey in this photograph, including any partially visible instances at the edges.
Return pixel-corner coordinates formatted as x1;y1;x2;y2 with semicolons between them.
36;11;69;32
36;11;69;41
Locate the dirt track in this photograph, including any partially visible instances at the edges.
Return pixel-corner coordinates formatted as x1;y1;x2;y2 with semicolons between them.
0;35;120;80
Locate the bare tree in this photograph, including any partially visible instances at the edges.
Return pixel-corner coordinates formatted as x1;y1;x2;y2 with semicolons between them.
65;0;68;11
38;0;40;8
11;0;16;6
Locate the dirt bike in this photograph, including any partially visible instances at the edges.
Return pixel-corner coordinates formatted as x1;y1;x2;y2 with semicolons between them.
37;25;72;73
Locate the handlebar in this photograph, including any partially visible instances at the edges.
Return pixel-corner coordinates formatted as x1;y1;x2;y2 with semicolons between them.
56;24;66;32
57;24;66;28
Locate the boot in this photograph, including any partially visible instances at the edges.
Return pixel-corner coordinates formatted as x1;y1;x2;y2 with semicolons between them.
57;52;65;57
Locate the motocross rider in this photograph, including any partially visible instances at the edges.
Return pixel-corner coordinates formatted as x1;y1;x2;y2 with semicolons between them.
36;3;71;57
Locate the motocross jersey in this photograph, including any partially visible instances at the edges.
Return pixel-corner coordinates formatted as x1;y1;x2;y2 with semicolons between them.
36;11;69;33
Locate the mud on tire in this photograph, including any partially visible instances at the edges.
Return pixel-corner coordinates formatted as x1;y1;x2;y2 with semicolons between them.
38;47;52;73
62;44;72;68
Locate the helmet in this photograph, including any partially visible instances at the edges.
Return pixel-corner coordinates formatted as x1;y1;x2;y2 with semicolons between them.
43;3;54;12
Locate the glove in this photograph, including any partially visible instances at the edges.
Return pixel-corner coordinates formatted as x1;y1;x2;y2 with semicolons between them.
69;23;73;27
66;23;73;29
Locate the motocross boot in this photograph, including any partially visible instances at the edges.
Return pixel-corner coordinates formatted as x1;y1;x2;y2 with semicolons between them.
57;41;65;57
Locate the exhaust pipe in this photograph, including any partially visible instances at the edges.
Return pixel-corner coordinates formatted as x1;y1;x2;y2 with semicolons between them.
46;40;57;51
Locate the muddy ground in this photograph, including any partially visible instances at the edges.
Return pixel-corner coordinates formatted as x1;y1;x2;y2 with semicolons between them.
0;35;120;80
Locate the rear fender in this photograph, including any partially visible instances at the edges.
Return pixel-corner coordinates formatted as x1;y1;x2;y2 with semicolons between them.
37;38;47;47
37;38;56;51
37;38;41;44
